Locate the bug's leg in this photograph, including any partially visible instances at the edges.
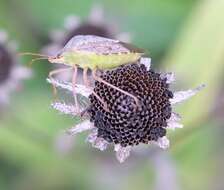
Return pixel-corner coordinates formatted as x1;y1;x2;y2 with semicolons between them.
49;67;72;98
83;67;90;87
92;69;140;108
83;67;109;112
72;65;81;114
92;91;109;112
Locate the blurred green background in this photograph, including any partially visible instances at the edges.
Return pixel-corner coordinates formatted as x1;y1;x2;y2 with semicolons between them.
0;0;224;190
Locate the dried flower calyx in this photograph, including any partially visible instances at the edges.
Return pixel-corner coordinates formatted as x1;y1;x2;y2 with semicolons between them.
88;63;173;147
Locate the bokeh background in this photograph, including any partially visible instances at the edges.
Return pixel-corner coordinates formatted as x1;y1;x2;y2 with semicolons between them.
0;0;224;190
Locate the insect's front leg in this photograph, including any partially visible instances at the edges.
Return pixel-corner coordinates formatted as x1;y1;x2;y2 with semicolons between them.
83;67;90;87
92;69;140;110
49;67;72;98
72;65;81;115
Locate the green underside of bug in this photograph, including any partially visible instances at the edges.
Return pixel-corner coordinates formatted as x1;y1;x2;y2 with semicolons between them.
63;51;143;70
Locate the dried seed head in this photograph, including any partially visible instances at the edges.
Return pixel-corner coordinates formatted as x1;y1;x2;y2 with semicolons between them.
88;63;173;147
0;44;13;83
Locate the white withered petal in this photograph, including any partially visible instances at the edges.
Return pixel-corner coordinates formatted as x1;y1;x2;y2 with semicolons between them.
86;128;109;151
67;120;94;135
154;136;170;150
114;144;132;163
160;72;175;84
47;78;92;97
167;113;183;130
140;57;151;71
170;84;205;105
51;102;80;116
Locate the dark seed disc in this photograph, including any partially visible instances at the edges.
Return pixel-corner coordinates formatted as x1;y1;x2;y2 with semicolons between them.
88;63;173;147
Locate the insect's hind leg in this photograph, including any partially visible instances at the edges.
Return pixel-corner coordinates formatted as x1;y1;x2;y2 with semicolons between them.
92;69;140;109
48;67;72;98
83;68;109;112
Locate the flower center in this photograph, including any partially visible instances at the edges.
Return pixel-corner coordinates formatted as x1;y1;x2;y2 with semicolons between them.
88;63;173;147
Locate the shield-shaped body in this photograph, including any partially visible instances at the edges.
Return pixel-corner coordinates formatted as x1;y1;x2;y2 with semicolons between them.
50;35;144;70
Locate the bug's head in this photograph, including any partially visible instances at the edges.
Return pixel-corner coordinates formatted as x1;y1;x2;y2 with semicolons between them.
48;53;65;64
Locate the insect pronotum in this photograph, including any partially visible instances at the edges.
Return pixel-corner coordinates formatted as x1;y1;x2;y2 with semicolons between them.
22;35;145;112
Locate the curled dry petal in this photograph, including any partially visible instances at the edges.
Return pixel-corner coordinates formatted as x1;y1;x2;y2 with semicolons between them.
160;72;175;84
154;136;170;149
140;57;151;71
114;144;132;163
170;84;205;105
167;112;183;130
47;78;92;97
86;129;109;151
67;120;94;135
51;102;81;116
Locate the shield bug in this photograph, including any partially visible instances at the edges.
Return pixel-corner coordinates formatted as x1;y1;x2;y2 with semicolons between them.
23;35;145;112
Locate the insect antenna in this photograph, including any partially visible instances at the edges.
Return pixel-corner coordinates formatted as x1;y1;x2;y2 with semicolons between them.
18;52;49;58
18;52;50;67
28;57;49;67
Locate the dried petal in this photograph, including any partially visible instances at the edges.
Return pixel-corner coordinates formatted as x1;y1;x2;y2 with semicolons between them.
170;84;205;105
154;136;170;149
160;72;175;84
47;78;92;97
86;129;109;151
67;120;94;135
167;113;183;130
51;102;80;116
114;144;132;163
140;57;151;71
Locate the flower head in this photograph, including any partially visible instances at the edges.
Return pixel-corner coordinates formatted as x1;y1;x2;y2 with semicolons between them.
0;30;31;107
48;57;204;163
88;63;172;147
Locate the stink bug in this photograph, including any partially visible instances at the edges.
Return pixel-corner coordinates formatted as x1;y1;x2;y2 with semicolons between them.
22;35;145;112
